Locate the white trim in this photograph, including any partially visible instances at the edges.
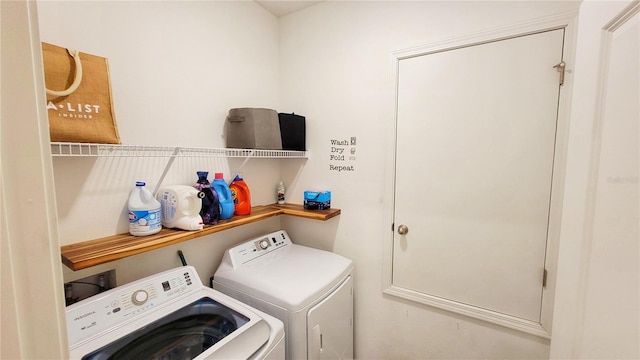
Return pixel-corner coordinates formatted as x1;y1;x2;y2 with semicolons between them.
383;10;578;339
392;11;579;60
383;286;551;339
540;11;579;334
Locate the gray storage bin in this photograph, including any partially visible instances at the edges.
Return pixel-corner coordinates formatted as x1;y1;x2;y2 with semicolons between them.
225;108;283;150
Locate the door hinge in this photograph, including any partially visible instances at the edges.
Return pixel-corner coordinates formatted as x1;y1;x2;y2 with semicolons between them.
553;61;566;86
542;268;548;288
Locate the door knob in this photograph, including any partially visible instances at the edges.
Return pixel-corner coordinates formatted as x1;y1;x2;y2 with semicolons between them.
397;224;409;235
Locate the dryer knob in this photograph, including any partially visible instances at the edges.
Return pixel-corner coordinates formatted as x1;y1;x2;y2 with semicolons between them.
131;290;148;306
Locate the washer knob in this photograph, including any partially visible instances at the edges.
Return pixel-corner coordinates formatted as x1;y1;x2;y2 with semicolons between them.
131;290;148;306
259;239;269;250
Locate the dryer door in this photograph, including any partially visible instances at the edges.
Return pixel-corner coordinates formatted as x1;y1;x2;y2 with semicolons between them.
307;276;353;360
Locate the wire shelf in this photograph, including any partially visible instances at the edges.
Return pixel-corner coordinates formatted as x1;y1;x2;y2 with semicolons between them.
50;142;308;159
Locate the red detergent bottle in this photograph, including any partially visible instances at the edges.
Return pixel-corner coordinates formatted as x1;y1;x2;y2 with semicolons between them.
229;175;251;215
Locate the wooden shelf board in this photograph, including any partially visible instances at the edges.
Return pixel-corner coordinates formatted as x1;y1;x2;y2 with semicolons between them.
276;203;341;220
61;204;340;270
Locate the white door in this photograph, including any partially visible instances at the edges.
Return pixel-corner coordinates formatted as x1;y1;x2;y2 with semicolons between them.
393;29;564;323
551;1;639;358
307;276;353;360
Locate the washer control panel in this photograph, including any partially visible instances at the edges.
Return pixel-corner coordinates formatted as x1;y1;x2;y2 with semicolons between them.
228;230;292;268
66;266;199;346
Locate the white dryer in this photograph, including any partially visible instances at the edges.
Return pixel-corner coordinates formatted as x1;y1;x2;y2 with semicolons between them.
212;230;354;360
66;266;285;359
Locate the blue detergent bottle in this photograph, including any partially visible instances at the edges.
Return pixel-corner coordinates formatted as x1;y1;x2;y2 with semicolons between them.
213;172;235;220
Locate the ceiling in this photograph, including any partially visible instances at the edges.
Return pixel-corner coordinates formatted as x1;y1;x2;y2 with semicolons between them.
255;0;324;17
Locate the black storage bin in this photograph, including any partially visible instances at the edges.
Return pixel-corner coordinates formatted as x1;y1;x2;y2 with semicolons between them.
278;113;306;151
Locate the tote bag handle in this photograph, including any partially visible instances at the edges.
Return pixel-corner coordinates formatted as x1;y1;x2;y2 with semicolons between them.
45;48;83;97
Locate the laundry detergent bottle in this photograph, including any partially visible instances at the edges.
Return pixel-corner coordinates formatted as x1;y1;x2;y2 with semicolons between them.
277;181;285;204
213;172;235;220
194;171;220;225
229;174;251;215
128;181;162;236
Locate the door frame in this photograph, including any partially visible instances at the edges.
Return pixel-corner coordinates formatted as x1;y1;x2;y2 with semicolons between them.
550;1;640;357
382;11;578;338
1;0;69;358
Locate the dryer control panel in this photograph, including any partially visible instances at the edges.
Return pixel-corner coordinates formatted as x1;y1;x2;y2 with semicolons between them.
228;230;292;268
66;266;201;346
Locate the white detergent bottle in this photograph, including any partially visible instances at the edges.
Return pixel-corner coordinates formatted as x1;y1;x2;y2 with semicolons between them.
277;181;285;204
128;181;162;236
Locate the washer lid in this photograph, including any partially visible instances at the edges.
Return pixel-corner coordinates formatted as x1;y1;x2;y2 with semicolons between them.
214;244;353;311
67;267;273;360
80;296;257;359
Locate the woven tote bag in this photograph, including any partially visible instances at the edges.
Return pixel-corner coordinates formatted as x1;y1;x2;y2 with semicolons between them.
42;42;120;144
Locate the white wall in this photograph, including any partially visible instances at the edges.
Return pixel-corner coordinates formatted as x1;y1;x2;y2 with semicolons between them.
36;1;289;286
278;1;580;359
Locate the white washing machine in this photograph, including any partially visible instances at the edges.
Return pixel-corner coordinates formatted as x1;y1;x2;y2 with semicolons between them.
212;230;354;360
66;266;285;360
